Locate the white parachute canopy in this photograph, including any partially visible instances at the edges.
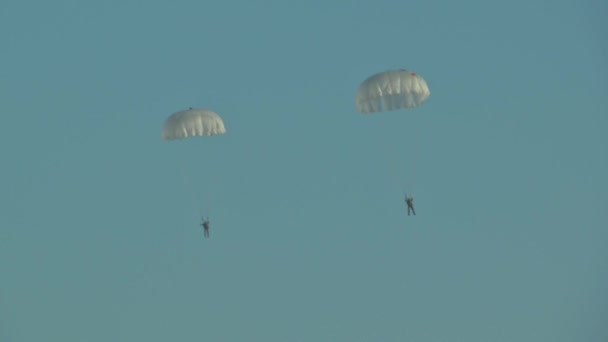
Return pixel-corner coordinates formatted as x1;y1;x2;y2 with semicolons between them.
356;69;431;113
162;108;226;141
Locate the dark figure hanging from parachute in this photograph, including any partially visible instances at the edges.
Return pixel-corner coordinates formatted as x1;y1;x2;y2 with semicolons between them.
404;193;416;216
201;217;210;238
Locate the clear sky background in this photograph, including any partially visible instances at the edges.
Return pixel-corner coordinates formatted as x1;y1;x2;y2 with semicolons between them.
1;0;606;341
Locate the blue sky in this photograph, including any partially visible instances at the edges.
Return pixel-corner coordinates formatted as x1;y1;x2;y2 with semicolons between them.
1;0;606;341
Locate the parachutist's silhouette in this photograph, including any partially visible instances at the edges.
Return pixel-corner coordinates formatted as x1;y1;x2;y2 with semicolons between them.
201;217;210;238
405;193;416;216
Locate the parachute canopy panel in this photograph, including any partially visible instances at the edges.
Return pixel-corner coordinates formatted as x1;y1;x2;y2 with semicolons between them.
356;69;431;113
162;108;226;141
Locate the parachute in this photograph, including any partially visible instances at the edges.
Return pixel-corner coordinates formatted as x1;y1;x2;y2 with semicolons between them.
161;108;228;221
162;108;226;141
356;69;430;113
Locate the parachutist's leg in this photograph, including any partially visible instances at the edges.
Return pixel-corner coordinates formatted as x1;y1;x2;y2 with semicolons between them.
412;207;416;216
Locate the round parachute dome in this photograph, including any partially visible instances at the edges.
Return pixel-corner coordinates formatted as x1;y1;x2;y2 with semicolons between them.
162;108;226;141
356;69;431;113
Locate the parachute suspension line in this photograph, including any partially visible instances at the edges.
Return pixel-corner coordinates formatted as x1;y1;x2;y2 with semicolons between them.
198;172;215;220
376;123;409;196
177;153;221;222
179;166;205;220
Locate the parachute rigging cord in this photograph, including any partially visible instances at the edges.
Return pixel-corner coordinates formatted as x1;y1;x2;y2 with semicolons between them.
375;121;411;197
179;166;206;220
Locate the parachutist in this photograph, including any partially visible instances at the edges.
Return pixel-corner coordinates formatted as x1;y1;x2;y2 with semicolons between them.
201;217;210;238
405;193;416;216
